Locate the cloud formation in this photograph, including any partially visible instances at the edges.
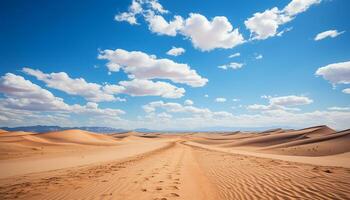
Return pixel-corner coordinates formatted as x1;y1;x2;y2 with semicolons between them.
23;68;119;102
166;47;185;56
215;98;227;102
0;73;125;117
315;61;350;85
180;13;244;51
118;79;185;98
218;62;244;70
245;0;321;40
115;0;244;51
247;95;313;111
98;48;208;87
314;30;345;41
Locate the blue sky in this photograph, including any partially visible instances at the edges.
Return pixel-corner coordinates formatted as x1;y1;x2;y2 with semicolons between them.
1;0;350;130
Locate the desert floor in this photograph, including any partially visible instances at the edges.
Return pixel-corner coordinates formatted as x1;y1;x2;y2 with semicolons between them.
0;126;349;200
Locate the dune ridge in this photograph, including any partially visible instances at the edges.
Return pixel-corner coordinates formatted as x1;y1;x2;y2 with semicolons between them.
0;125;349;200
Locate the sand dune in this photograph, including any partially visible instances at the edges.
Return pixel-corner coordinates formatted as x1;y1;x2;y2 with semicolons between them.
219;126;335;148
38;129;118;145
0;126;349;200
0;129;7;133
263;129;350;156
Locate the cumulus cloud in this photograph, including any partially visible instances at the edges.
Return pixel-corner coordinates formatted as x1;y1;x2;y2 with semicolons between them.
142;100;233;119
315;61;350;85
245;0;321;40
139;100;350;130
115;0;143;25
166;46;185;56
23;68;119;102
115;0;245;51
98;48;208;87
24;67;186;100
118;79;185;98
180;13;245;51
215;97;227;102
343;88;350;94
314;30;345;41
115;0;167;25
145;14;184;36
0;73;70;111
247;95;313;111
218;62;244;70
269;95;313;106
0;73;125;117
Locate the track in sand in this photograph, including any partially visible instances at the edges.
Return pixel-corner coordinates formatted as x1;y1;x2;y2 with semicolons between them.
0;140;349;200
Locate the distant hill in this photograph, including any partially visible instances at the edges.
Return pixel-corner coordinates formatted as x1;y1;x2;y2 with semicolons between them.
0;125;298;134
0;125;128;134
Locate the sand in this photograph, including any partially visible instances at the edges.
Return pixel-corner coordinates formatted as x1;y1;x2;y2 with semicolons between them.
0;126;349;199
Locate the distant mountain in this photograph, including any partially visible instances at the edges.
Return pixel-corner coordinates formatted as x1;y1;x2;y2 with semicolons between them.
0;125;128;134
170;125;296;132
134;128;160;133
0;125;297;134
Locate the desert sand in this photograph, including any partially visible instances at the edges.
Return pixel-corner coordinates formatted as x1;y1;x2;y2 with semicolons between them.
0;126;349;199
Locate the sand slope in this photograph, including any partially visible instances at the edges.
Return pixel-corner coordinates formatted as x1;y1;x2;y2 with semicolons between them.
0;126;349;200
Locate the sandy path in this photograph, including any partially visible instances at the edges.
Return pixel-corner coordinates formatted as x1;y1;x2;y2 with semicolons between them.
0;139;173;179
0;141;217;200
1;140;349;200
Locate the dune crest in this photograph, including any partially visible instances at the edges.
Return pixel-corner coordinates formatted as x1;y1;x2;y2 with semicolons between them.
0;125;349;200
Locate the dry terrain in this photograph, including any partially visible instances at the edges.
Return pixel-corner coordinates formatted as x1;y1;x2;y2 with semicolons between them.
0;126;349;199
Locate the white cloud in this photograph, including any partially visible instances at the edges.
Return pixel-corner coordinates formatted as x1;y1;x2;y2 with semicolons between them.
229;53;240;58
139;100;350;130
115;0;167;25
24;67;186;100
204;94;209;98
247;95;313;111
115;1;245;51
315;61;350;85
115;0;143;25
215;97;226;102
148;0;168;14
118;79;185;98
218;62;244;70
343;88;350;94
181;13;245;51
245;0;320;40
184;99;194;106
145;14;184;36
269;95;313;106
255;54;263;59
0;73;70;111
0;73;125;117
314;30;345;41
98;48;208;87
232;98;240;102
23;68;119;102
142;100;233;119
328;106;350;111
283;0;321;16
166;46;185;56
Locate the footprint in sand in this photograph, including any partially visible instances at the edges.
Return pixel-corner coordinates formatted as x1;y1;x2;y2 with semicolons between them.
155;186;162;191
166;186;179;190
167;193;180;197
